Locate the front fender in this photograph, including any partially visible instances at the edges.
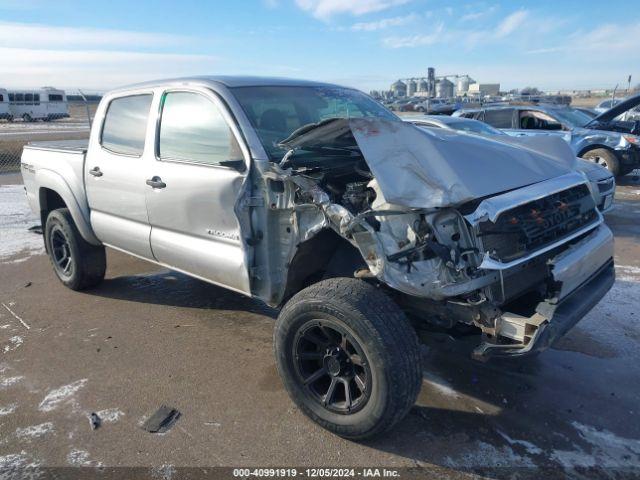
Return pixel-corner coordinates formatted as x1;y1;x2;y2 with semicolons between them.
35;169;101;246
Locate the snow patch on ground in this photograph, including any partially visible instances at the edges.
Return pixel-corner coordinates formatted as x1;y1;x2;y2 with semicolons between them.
0;403;17;416
95;408;125;423
38;379;88;412
616;264;640;281
151;464;176;480
66;449;102;467
551;422;640;468
443;440;536;468
496;430;543;456
0;451;41;478
0;185;44;262
0;375;24;388
15;422;54;440
3;335;23;353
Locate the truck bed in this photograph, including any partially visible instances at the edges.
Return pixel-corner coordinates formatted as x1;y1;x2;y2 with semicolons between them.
25;139;89;153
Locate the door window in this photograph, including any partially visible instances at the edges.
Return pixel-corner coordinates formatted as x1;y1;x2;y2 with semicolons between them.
483;109;514;128
519;110;563;130
158;91;243;166
101;94;153;156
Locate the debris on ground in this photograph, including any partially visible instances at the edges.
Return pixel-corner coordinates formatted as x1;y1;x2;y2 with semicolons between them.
141;405;181;433
28;225;42;235
88;412;101;430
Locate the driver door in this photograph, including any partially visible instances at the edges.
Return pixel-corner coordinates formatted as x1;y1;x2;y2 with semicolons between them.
144;88;252;295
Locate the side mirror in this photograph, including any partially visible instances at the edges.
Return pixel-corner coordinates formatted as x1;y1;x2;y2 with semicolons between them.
219;159;246;171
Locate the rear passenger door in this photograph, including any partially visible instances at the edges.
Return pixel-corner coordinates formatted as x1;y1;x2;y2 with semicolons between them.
85;92;155;259
144;88;252;295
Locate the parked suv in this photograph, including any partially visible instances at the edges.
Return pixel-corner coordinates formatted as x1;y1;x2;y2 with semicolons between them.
21;77;614;439
453;104;640;176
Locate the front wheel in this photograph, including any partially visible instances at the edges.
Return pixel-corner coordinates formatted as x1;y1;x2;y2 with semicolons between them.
44;208;106;290
582;148;621;177
274;278;422;440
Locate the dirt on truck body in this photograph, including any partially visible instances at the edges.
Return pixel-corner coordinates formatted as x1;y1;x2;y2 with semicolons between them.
20;77;614;439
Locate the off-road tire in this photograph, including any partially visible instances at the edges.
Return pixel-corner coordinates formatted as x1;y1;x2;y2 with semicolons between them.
274;278;422;440
582;148;622;177
44;208;106;290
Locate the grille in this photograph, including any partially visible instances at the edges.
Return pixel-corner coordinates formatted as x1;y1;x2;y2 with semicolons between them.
597;178;614;193
488;258;549;303
479;184;597;262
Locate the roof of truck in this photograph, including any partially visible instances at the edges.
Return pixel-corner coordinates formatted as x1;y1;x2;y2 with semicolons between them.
112;76;345;92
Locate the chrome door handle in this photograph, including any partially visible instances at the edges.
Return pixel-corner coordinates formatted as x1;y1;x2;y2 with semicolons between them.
146;176;166;189
89;167;103;177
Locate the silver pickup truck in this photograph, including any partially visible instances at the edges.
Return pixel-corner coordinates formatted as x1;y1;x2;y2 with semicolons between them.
21;76;615;439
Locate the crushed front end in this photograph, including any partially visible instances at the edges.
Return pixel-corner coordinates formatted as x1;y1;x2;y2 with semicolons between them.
268;118;614;360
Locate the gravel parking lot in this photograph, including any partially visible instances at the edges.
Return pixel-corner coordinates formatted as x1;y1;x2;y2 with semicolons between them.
1;172;640;479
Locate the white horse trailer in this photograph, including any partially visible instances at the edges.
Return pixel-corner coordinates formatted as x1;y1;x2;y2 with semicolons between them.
0;88;11;121
8;88;69;122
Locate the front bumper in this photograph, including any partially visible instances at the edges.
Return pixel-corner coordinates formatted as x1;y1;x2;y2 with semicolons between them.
473;225;615;359
616;146;640;167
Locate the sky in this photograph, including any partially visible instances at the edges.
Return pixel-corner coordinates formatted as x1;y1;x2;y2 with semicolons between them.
0;0;638;94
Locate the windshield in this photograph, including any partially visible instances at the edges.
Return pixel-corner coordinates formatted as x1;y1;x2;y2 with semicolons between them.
448;119;504;136
549;108;593;128
231;86;398;160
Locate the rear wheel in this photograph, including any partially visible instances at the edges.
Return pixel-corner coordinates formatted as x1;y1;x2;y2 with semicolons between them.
274;278;422;440
22;113;32;123
44;208;106;290
582;148;621;177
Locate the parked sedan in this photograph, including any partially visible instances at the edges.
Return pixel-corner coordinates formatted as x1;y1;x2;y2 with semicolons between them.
453;104;640;176
595;98;623;114
405;114;615;212
403;114;505;135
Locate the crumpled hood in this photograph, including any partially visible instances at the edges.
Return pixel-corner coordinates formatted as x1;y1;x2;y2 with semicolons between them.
589;93;640;123
281;118;575;208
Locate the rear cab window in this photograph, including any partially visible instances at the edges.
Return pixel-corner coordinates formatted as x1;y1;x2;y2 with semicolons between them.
101;94;153;156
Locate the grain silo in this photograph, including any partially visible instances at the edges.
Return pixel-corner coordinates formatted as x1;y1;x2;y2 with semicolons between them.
407;79;417;97
417;79;428;93
435;78;454;98
391;80;407;97
456;75;474;96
